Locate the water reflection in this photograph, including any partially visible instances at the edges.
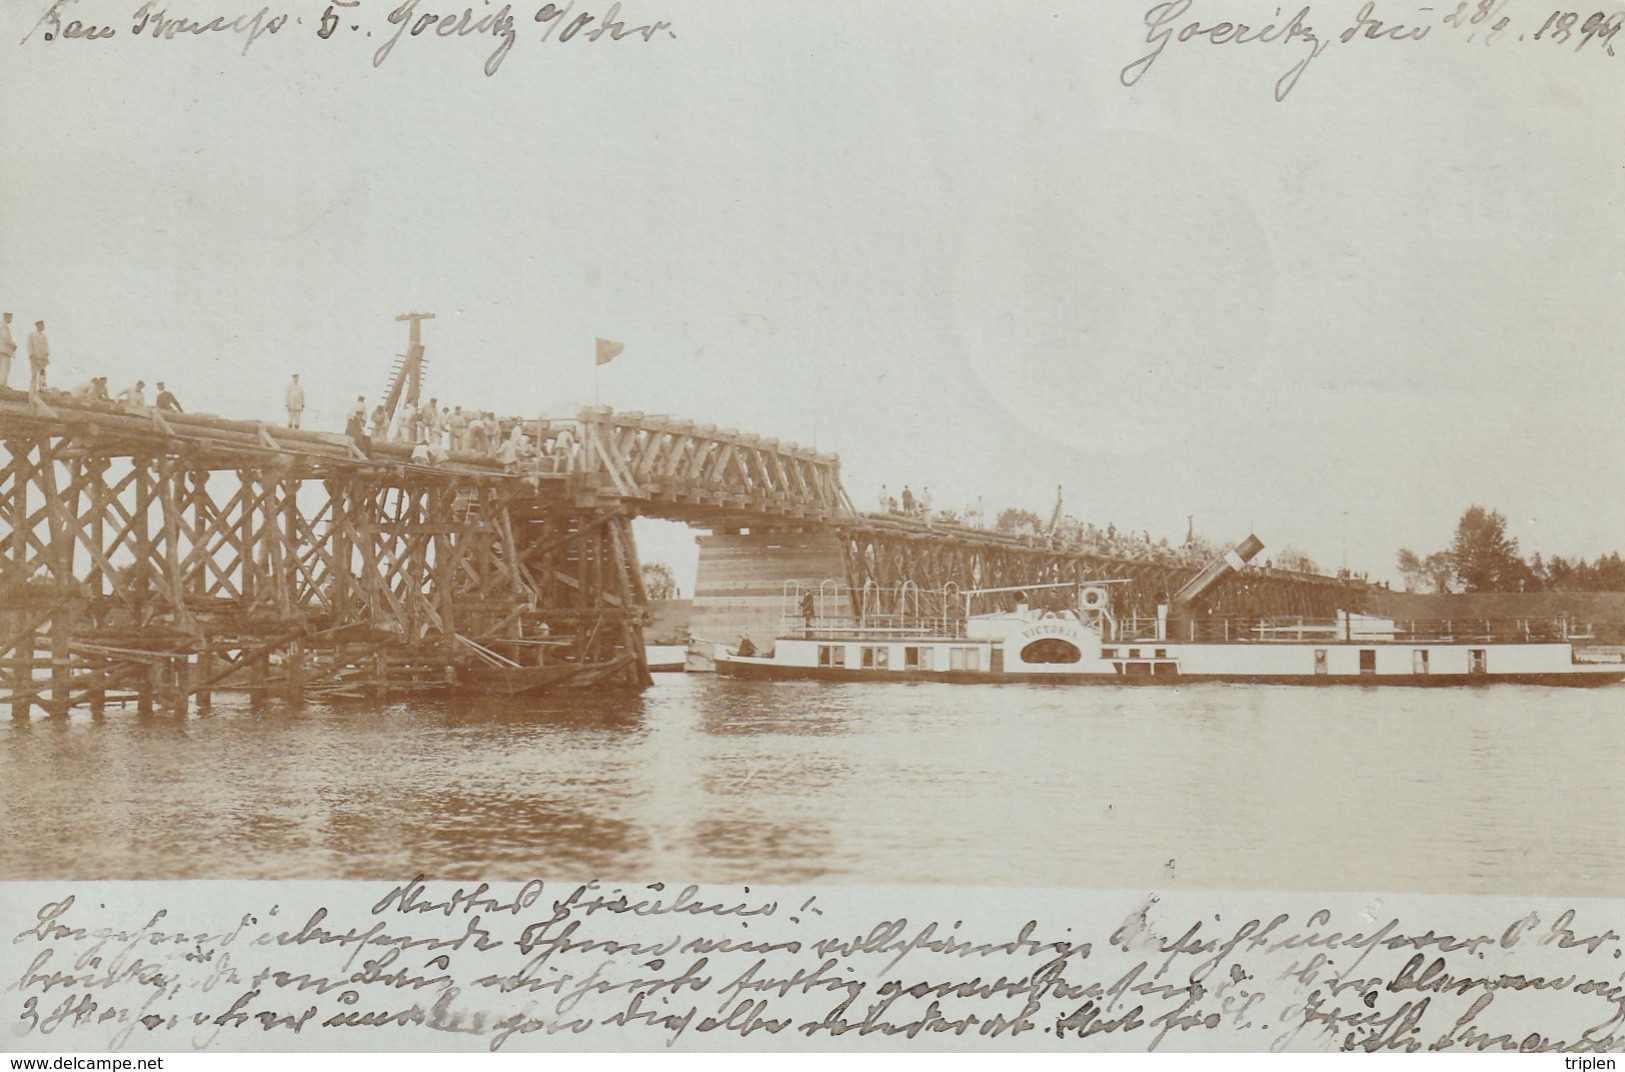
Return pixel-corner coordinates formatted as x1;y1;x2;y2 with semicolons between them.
2;675;1620;894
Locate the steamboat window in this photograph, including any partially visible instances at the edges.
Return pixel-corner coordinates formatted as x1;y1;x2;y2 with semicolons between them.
1314;649;1329;675
918;647;933;670
1413;650;1429;674
1359;649;1376;675
949;647;980;672
1102;649;1118;659
1155;648;1167;659
859;646;889;669
1469;649;1487;675
818;644;846;667
904;646;920;669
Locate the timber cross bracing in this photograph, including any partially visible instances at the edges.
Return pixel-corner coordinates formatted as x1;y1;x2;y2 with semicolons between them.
572;408;852;524
833;516;1368;623
0;394;662;716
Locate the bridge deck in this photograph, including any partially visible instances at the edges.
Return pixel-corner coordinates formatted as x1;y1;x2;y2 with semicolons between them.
1;387;1371;714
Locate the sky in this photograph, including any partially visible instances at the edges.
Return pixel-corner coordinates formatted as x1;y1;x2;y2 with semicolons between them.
4;0;1621;590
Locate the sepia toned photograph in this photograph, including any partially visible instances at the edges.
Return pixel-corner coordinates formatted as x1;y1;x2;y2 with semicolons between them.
2;0;1622;1055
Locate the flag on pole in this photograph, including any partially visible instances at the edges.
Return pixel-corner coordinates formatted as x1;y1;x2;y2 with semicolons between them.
595;337;623;365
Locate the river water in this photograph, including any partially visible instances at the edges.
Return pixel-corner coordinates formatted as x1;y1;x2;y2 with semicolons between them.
2;675;1619;895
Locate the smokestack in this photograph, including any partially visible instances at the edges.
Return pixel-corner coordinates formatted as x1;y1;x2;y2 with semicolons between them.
1173;534;1266;610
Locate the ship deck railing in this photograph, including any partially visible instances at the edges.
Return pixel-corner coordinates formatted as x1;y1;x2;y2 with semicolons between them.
779;615;968;640
1115;616;1577;645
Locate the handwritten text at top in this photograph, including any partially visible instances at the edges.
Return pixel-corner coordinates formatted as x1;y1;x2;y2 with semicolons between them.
20;0;674;73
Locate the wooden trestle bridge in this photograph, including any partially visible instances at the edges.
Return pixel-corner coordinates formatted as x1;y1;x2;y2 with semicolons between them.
0;380;1368;717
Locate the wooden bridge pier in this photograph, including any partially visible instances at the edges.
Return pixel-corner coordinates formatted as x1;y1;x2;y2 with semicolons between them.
0;401;665;717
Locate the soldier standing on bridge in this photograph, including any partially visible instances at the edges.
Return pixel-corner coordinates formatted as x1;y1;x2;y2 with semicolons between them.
286;374;305;428
447;405;467;451
393;400;416;444
345;395;367;439
424;398;440;445
27;320;49;393
0;313;14;389
902;485;915;514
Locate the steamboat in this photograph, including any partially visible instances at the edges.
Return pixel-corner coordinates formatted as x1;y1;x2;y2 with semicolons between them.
716;539;1625;688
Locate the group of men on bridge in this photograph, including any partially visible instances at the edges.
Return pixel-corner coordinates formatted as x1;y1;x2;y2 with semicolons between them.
2;314;186;413
0;313;51;394
880;483;934;519
334;390;582;473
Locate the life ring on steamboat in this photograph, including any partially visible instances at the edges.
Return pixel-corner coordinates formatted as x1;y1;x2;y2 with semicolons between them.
1080;586;1109;610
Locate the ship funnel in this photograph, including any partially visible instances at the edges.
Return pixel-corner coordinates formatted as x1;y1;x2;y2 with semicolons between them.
1173;534;1266;610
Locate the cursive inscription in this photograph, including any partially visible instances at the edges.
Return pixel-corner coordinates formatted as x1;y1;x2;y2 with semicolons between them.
21;0;675;73
1122;0;1623;100
5;880;1622;1052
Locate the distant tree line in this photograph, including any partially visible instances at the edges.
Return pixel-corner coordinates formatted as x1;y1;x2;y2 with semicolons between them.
1397;505;1625;594
641;562;679;600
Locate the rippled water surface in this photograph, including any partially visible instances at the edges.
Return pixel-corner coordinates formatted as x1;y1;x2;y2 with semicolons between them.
2;675;1619;894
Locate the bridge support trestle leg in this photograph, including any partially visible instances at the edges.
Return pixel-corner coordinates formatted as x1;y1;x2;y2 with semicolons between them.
168;654;191;717
11;628;34;721
286;639;305;706
139;661;158;717
196;650;213;712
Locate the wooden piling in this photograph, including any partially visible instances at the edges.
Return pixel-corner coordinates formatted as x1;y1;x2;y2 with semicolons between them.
196;649;213;711
139;661;157;716
49;602;75;718
286;638;305;705
11;627;34;721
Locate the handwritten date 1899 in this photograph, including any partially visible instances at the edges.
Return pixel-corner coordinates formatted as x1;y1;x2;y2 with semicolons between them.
1122;0;1621;103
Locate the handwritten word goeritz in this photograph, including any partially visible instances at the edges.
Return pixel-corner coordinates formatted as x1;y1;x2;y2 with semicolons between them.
21;0;672;73
1122;0;1623;100
5;881;1624;1053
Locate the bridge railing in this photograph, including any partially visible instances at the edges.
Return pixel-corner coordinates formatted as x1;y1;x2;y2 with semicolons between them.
1116;615;1577;644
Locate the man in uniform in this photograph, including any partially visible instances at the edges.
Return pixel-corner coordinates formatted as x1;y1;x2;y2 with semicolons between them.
70;376;110;402
154;382;183;412
0;313;15;389
27;320;49;393
116;380;147;411
423;398;440;445
448;405;468;451
285;374;305;428
345;396;367;439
